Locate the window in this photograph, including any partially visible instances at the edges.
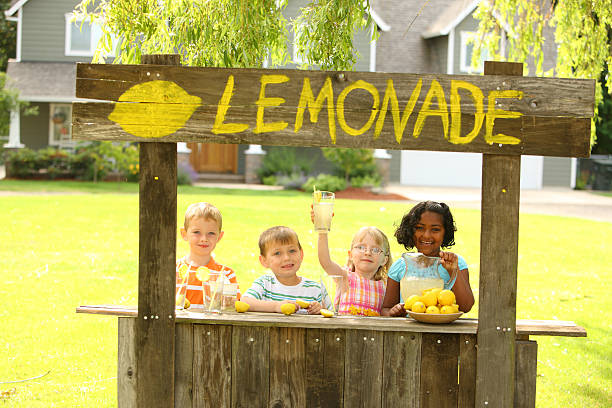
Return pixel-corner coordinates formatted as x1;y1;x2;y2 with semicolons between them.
49;104;72;146
65;13;116;57
460;31;489;74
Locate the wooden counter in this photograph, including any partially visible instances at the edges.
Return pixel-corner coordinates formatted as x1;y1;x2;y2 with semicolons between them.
78;305;586;408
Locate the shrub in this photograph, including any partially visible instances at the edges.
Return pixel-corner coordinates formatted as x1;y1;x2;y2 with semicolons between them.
276;172;308;190
177;163;195;185
262;175;277;186
257;146;314;180
321;148;379;183
350;175;381;189
302;173;346;192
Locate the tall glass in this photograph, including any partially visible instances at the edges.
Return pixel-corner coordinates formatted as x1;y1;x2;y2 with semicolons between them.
313;191;335;232
202;270;224;313
175;264;189;311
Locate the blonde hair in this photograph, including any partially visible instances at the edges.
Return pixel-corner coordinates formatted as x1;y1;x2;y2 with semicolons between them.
183;202;222;231
348;226;392;281
259;226;302;255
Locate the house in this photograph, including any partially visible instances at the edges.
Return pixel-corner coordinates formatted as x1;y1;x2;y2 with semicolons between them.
4;0;575;188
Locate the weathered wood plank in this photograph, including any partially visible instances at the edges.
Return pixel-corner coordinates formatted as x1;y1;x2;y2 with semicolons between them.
192;324;232;408
269;327;307;408
135;54;178;408
320;329;346;408
514;340;538;408
174;323;193;407
71;101;590;157
231;326;269;408
75;64;594;118
458;334;477;408
118;317;136;408
382;332;422;408
476;60;523;408
420;333;460;408
344;329;384;407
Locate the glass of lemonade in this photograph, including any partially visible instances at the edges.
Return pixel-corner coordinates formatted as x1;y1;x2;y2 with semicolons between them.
313;191;335;232
202;270;224;313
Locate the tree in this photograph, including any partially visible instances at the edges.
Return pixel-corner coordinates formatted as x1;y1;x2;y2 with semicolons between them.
321;147;376;183
473;0;612;147
0;0;17;72
74;0;375;71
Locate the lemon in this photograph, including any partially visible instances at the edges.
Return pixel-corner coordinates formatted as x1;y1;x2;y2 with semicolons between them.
195;267;209;282
426;305;440;314
108;80;201;139
440;305;455;314
421;291;438;307
437;290;456;306
280;303;296;315
320;309;334;317
184;298;191;309
451;304;460;313
404;295;421;310
411;301;426;313
296;300;311;308
235;301;250;313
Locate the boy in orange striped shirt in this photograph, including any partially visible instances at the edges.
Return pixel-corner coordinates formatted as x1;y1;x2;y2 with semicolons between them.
176;202;240;311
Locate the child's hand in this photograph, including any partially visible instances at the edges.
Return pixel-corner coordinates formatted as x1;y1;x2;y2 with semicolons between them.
439;251;459;273
388;303;407;317
307;301;322;315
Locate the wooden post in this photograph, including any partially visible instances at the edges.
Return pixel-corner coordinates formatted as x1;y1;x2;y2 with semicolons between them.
135;54;179;408
476;61;523;407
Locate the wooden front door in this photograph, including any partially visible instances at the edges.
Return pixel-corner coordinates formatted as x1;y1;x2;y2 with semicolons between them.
188;143;238;173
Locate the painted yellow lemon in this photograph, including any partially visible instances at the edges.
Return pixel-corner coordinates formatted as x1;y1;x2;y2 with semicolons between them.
235;300;250;313
404;295;421;310
437;289;456;306
425;305;440;314
296;299;311;308
411;301;426;313
280;303;296;315
108;80;201;138
320;309;334;317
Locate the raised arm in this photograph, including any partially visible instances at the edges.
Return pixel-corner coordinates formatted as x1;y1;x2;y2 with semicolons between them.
317;232;347;278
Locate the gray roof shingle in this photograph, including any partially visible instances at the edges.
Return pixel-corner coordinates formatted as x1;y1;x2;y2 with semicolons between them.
6;60;76;102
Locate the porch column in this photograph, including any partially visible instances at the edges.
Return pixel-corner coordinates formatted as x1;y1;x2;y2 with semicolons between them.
373;149;391;187
4;109;24;149
244;144;266;184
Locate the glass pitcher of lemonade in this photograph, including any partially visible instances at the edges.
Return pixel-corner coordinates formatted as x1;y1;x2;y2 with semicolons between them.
399;253;451;301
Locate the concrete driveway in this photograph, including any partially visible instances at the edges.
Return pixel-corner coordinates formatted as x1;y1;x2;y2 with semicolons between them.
385;184;612;223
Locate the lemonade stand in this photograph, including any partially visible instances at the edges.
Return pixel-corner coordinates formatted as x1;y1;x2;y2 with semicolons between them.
75;56;589;407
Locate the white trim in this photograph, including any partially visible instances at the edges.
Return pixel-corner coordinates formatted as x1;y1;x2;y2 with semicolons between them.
369;8;390;32
177;142;191;154
570;157;577;189
422;0;480;39
5;110;24;148
65;13;94;57
369;26;377;72
16;8;22;61
447;27;455;74
373;149;391;159
245;145;265;155
5;0;30;17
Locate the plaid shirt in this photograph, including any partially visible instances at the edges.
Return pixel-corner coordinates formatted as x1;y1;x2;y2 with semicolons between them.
337;270;386;317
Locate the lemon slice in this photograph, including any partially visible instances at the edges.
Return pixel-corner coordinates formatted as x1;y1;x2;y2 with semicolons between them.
184;298;191;309
195;267;209;282
296;299;311;308
177;264;189;280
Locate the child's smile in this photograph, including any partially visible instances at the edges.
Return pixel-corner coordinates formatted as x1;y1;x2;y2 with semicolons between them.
414;211;445;257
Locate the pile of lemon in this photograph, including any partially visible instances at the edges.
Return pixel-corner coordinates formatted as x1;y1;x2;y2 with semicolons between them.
404;288;460;314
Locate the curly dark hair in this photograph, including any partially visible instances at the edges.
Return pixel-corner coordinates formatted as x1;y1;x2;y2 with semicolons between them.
394;201;457;250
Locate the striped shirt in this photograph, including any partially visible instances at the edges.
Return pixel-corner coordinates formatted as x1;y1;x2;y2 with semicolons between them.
336;270;386;317
176;257;240;311
244;273;332;312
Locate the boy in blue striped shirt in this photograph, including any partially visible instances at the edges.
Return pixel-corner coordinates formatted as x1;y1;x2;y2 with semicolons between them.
243;226;332;314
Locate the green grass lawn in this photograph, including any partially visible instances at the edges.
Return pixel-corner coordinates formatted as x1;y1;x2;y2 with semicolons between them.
0;180;610;407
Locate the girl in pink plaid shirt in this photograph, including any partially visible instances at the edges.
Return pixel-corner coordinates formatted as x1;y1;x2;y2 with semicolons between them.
316;225;392;316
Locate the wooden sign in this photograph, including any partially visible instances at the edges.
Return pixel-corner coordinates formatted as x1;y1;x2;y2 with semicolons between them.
73;64;594;157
